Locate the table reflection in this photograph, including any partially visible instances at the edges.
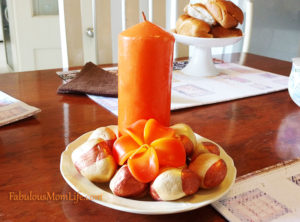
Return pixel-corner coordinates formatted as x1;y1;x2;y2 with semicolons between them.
276;111;300;159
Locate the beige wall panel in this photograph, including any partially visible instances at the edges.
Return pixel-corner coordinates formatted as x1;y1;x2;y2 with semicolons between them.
175;0;189;58
96;0;113;64
125;0;140;29
63;0;83;66
152;0;166;28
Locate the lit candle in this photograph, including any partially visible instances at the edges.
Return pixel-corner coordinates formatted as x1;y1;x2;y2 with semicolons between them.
118;14;175;135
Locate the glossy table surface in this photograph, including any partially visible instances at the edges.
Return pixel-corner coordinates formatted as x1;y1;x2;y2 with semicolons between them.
0;53;298;221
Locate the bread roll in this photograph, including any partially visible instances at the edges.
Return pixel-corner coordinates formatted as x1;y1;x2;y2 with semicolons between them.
205;0;244;28
211;25;242;37
109;165;148;198
190;0;209;4
176;14;212;38
184;3;216;26
150;168;200;201
189;153;227;189
72;138;117;182
170;123;197;157
88;126;118;149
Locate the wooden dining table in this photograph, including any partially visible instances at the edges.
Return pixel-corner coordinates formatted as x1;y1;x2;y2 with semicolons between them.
0;52;298;221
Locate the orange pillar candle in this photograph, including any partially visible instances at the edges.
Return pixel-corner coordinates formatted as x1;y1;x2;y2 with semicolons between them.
118;15;175;135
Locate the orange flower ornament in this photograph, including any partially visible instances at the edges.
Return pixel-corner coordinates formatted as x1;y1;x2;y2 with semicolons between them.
113;119;186;183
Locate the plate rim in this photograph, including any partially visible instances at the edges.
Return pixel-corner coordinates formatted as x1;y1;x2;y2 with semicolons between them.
60;127;236;215
172;32;243;47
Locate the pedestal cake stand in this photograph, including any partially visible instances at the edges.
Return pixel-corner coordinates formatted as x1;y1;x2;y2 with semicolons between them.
173;33;243;77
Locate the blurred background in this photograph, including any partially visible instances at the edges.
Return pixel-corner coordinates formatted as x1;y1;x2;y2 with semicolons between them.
0;0;299;74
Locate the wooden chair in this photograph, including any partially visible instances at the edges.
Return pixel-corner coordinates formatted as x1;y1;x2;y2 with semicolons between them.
59;0;252;69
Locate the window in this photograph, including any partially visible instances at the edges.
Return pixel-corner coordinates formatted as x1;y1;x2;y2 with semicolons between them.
32;0;58;16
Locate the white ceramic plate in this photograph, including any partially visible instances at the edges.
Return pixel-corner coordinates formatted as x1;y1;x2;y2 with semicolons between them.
60;127;236;215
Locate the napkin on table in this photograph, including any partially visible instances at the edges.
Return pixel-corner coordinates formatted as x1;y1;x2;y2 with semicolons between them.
57;62;118;97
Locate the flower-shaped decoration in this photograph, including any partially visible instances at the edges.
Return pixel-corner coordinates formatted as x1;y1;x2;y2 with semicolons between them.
113;119;186;183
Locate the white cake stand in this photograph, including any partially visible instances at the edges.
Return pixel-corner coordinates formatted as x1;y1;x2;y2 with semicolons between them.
173;33;243;77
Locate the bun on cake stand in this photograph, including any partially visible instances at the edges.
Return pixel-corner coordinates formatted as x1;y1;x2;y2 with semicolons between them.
174;0;244;77
173;33;242;77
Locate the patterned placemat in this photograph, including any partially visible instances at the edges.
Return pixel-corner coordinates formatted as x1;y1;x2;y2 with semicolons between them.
212;158;300;221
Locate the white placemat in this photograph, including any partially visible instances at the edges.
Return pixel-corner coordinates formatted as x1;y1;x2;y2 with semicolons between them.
0;91;41;127
88;62;288;116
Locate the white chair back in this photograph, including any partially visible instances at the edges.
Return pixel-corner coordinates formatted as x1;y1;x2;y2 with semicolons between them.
59;0;251;68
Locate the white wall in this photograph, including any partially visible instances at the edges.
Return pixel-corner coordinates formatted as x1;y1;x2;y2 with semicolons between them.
248;0;300;61
0;7;3;41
